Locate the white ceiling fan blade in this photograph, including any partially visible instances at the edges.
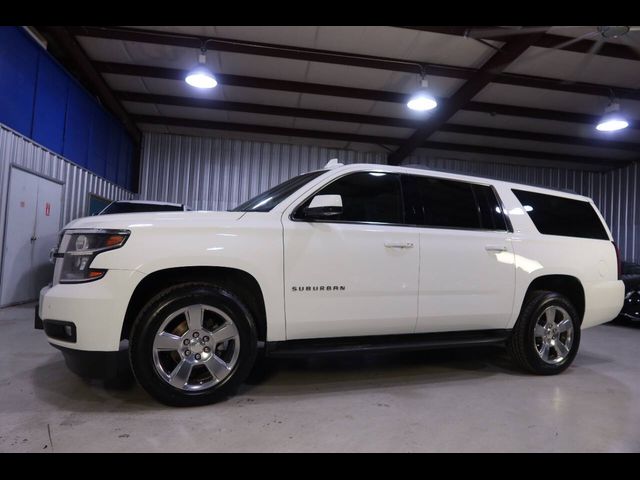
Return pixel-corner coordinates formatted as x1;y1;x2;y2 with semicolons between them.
619;34;640;60
511;30;600;65
628;26;640;31
561;37;605;84
466;26;553;39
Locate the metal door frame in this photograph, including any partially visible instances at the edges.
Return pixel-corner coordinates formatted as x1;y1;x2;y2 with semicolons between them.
0;165;65;307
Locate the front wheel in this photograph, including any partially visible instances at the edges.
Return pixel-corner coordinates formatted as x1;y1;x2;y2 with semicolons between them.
508;290;581;375
130;282;258;406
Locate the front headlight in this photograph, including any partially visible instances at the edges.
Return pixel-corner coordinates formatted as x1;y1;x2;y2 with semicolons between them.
57;229;130;283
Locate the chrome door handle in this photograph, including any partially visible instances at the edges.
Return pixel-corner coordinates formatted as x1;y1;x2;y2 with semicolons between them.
384;241;414;249
485;245;507;252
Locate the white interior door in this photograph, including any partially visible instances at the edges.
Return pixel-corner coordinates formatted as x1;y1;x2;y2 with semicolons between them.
32;175;63;294
0;168;62;306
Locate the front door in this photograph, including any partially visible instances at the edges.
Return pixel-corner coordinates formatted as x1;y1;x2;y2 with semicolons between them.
283;171;419;340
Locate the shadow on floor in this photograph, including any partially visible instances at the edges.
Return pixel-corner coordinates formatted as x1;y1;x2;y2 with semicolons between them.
608;318;640;330
29;344;616;410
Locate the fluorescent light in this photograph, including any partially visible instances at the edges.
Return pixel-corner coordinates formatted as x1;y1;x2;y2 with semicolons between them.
407;94;438;111
407;76;438;111
596;118;629;132
185;69;218;89
596;101;629;132
185;48;218;89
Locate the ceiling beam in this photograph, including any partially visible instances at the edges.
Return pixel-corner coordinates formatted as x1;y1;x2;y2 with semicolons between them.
464;101;605;125
393;26;640;61
133;114;401;145
68;26;468;78
79;27;640;101
420;141;629;166
119;91;640;152
439;124;639;152
117;91;417;128
97;61;409;103
95;62;640;130
132;115;628;167
493;72;640;101
388;33;548;165
35;26;141;144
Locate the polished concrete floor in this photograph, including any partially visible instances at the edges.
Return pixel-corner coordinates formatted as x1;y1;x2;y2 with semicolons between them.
1;302;639;452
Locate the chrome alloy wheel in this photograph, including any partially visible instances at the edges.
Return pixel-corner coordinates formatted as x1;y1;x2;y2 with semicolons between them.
152;304;241;391
533;305;574;365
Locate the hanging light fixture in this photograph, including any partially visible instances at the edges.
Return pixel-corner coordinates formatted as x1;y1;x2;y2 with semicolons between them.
185;46;218;89
407;69;437;112
596;93;629;132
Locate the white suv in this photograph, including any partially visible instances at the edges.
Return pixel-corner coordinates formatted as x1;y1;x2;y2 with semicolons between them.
37;162;624;406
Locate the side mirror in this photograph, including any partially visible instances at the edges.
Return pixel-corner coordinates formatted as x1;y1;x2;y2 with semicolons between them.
304;194;343;219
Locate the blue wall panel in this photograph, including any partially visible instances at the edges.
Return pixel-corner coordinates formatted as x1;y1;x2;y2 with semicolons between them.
88;108;108;177
32;54;68;153
62;87;94;168
0;27;39;137
105;118;121;183
0;26;135;189
117;130;130;186
105;159;118;184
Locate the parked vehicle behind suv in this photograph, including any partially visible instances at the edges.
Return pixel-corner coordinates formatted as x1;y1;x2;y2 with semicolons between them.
36;162;624;406
98;200;190;215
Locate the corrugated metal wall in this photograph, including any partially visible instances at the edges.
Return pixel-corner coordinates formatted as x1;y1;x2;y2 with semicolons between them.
602;162;640;263
140;133;385;211
0;125;133;267
140;132;639;263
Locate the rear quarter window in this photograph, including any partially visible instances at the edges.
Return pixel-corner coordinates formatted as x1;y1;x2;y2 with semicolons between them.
512;189;609;240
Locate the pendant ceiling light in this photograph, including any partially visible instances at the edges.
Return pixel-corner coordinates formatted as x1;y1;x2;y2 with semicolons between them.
407;71;437;112
596;99;629;132
185;47;218;89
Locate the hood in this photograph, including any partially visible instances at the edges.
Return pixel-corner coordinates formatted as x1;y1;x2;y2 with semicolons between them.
64;210;246;231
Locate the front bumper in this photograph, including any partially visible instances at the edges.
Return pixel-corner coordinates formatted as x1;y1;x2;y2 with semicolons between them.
51;343;129;379
38;269;145;351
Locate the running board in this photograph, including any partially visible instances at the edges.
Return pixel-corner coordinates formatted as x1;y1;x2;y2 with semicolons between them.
266;329;510;358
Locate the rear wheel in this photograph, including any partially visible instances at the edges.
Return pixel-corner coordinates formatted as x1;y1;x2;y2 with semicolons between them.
130;282;258;406
508;290;580;375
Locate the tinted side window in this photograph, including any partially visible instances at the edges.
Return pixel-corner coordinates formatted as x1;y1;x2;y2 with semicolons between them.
402;175;480;229
473;184;508;231
512;189;609;240
296;172;403;224
232;170;326;212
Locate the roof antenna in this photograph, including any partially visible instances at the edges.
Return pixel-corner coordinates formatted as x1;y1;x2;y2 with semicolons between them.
324;158;344;169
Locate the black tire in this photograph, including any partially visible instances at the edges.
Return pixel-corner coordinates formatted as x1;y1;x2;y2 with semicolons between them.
507;290;581;375
129;282;258;407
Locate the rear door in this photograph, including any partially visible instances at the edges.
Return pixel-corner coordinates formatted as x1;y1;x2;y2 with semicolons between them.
402;174;516;333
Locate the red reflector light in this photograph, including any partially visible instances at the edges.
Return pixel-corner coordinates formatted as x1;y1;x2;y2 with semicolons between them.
612;241;621;279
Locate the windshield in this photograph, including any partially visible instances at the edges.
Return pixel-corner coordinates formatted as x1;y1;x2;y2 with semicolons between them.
231;170;326;212
100;202;184;215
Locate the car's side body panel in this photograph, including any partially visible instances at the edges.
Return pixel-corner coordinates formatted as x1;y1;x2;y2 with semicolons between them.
39;163;624;356
494;185;623;329
414;227;517;332
282;220;420;339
